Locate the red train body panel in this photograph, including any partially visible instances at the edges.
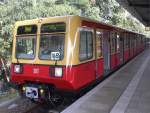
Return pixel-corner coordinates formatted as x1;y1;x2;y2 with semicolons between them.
11;59;104;91
110;53;118;69
124;49;130;62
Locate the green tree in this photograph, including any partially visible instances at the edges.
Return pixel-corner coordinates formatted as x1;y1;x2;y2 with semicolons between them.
0;0;79;59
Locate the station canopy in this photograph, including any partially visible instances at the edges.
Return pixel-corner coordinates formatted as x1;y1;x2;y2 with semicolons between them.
116;0;150;27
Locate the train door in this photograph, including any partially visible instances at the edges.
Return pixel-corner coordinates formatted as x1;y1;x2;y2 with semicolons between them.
79;28;95;83
134;37;136;54
102;31;110;74
128;34;131;58
119;34;124;64
95;29;103;79
129;34;132;58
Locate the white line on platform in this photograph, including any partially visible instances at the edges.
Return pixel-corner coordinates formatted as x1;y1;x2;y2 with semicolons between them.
61;50;144;113
110;51;150;113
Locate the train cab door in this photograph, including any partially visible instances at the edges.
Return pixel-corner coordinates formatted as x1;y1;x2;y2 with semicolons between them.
102;31;110;75
95;29;103;79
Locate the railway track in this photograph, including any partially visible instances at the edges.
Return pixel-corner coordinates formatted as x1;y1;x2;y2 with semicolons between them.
23;103;43;113
22;98;74;113
0;95;76;113
22;103;65;113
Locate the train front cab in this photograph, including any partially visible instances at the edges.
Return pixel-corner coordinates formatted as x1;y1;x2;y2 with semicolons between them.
11;16;106;100
10;16;80;99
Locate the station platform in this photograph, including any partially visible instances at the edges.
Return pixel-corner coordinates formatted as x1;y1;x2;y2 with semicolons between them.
61;48;150;113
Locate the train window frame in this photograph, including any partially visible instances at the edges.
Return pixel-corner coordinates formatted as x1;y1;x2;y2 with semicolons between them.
110;32;117;54
131;35;134;48
116;33;120;53
15;35;37;60
96;30;103;57
15;25;37;60
127;34;130;49
41;22;66;33
124;33;127;49
17;25;37;35
79;28;94;61
38;33;65;61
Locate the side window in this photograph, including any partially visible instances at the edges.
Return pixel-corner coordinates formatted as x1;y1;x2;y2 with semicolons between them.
87;32;93;58
134;36;136;48
79;31;87;60
131;35;134;48
126;37;128;49
124;33;128;49
124;34;126;49
117;33;120;52
79;31;93;61
96;31;102;57
110;32;116;53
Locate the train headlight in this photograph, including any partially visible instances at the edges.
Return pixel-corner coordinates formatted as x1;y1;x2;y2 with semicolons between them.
40;89;44;94
22;86;26;91
14;64;22;73
50;67;63;77
55;67;62;77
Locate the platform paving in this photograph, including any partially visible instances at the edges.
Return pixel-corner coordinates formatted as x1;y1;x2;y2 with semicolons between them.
61;48;150;113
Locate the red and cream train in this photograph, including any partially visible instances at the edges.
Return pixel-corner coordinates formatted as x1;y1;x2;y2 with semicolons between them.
11;16;146;101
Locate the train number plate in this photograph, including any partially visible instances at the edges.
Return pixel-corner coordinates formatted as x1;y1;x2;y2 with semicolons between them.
25;87;38;99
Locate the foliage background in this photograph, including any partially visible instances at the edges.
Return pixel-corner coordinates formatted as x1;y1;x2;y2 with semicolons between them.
0;0;149;60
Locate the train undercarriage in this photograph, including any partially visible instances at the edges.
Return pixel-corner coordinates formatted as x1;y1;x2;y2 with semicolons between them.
18;82;66;106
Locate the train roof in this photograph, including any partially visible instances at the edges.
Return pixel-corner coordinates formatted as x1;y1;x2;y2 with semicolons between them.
14;15;144;36
79;16;144;35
